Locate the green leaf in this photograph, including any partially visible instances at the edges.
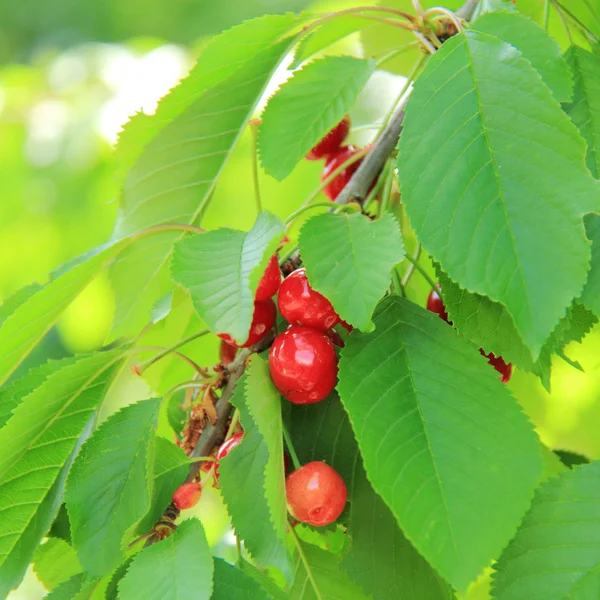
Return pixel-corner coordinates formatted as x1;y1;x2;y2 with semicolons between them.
212;558;272;600
136;437;190;534
171;211;284;343
492;461;600;600
0;350;123;570
554;448;590;468
66;398;161;576
337;296;542;592
105;558;133;600
0;283;41;327
239;560;288;600
472;12;573;101
219;357;290;576
287;394;453;600
290;542;370;600
109;16;301;338
564;46;600;177
299;212;404;331
33;538;82;591
45;574;86;600
259;56;375;181
0;242;127;386
397;30;600;358
118;518;213;600
539;444;568;483
582;212;600;319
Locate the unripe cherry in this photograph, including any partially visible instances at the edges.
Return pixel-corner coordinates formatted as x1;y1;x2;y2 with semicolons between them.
286;462;347;526
218;298;276;348
214;431;244;483
306;116;350;160
172;482;202;510
256;255;281;301
269;326;338;404
278;268;339;331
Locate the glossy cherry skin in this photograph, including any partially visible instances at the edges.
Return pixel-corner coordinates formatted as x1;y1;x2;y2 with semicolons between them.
172;482;202;510
219;339;237;366
218;298;276;348
215;432;244;483
286;462;347;526
481;349;513;383
256;255;281;301
306;116;350;160
269;326;338;404
278;268;339;331
321;145;364;201
426;287;450;323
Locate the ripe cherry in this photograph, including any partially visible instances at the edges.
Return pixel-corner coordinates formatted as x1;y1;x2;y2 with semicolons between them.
269;326;338;404
286;462;347;526
321;145;364;201
426;286;450;324
218;298;276;348
219;339;237;366
306;116;350;160
215;431;244;483
256;255;281;301
172;482;202;510
481;349;513;383
278;268;339;331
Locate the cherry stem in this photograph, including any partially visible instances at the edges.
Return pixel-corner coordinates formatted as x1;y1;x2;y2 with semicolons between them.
555;1;599;41
378;160;395;216
249;119;263;215
133;329;211;375
235;536;243;560
282;422;302;471
375;41;421;68
288;521;324;600
403;254;438;292
163;380;210;409
551;0;573;43
284;202;357;228
131;345;209;378
188;456;215;463
391;268;406;297
401;243;422;287
224;408;240;442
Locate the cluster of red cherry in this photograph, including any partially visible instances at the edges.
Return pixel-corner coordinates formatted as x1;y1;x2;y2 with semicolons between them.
426;286;513;383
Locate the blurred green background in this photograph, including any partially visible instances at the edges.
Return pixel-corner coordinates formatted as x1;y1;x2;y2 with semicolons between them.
2;0;599;597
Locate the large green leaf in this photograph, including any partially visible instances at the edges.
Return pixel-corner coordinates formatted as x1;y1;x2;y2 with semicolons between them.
136;436;190;534
0;350;123;570
118;518;213;600
171;211;284;343
219;359;290;576
288;394;454;600
492;461;600;599
298;212;404;331
259;56;375;181
290;542;370;600
397;30;600;358
0;242;127;386
337;296;542;592
66;398;161;576
472;12;573;101
212;559;272;600
33;538;82;591
582;214;600;318
108;16;301;338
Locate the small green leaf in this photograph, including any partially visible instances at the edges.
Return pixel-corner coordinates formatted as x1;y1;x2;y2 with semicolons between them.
33;538;82;591
66;398;161;576
259;56;375;180
397;31;600;357
219;358;290;576
0;350;123;571
212;558;272;600
473;12;573;101
492;461;600;600
299;212;404;331
337;296;542;592
45;574;86;600
136;437;190;534
118;518;213;600
171;211;284;343
290;542;370;600
0;282;41;327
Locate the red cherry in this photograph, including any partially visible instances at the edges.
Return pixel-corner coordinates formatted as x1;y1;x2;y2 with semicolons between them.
172;482;202;510
321;145;364;201
269;326;338;404
215;432;244;483
480;349;513;383
306;116;350;160
286;462;347;526
218;298;276;348
278;269;339;331
256;255;281;301
219;339;237;366
426;286;450;324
